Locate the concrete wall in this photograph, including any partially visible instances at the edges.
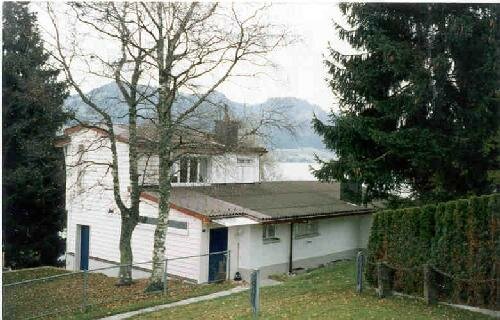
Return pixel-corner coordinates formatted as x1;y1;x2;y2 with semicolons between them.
229;214;373;281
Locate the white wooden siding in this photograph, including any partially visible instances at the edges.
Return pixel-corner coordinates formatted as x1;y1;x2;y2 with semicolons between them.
64;129;203;282
210;154;260;183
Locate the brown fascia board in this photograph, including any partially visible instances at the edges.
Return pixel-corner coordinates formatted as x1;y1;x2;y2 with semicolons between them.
140;191;212;223
207;208;375;224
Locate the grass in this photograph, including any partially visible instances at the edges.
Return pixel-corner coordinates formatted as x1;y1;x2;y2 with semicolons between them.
133;261;493;320
3;266;70;284
2;267;234;320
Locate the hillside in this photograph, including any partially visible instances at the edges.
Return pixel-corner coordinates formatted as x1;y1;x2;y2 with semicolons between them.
64;83;335;162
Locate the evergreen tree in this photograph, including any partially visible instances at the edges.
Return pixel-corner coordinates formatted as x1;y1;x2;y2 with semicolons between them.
314;3;499;202
2;2;68;268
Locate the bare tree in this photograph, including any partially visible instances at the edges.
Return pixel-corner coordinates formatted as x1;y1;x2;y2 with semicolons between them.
133;2;289;290
47;2;154;285
46;1;290;290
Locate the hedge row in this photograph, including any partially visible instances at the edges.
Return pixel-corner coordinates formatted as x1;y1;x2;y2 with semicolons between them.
366;193;499;309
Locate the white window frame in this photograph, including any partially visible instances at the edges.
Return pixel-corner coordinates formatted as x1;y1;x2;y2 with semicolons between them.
172;157;209;185
237;157;254;166
294;221;320;239
262;224;280;244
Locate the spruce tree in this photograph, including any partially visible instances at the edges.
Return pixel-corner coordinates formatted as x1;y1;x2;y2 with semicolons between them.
314;3;499;202
2;2;68;268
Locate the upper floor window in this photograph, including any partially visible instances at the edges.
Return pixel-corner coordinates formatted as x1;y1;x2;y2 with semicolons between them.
237;157;254;165
171;157;208;184
294;221;319;239
263;224;279;244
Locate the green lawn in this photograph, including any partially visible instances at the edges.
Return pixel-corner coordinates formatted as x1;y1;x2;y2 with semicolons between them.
134;261;493;320
2;267;234;320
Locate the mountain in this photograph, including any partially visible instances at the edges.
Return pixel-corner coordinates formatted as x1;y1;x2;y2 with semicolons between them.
64;83;332;153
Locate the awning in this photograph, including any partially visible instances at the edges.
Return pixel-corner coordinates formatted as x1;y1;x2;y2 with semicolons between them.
212;217;259;227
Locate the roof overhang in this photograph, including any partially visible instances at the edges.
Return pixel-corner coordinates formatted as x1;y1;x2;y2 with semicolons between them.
211;216;259;227
58;124;268;154
140;190;374;224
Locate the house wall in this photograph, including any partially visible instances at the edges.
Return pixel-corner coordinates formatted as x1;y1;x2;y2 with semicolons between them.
139;199;204;281
229;214;373;281
210;153;260;183
64;129;204;282
137;152;261;186
64;129;130;273
198;223;232;284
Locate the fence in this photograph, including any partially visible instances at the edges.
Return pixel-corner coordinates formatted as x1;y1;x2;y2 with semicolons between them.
3;250;230;320
364;194;499;309
355;251;498;310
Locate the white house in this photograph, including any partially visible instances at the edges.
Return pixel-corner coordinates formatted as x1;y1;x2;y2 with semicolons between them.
57;123;374;283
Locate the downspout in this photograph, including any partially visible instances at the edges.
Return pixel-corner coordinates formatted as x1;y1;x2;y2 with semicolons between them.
289;222;293;274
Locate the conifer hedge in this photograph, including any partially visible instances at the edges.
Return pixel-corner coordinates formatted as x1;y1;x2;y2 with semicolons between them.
366;194;499;309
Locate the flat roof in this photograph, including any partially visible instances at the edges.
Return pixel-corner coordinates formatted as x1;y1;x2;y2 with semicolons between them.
143;181;374;223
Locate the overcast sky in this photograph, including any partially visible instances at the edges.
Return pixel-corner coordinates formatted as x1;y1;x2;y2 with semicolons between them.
34;2;351;112
216;2;349;112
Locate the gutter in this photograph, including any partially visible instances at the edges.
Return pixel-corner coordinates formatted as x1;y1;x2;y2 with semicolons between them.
206;208;375;224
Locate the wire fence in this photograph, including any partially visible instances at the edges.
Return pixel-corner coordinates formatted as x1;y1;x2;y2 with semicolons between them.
3;250;230;320
355;251;498;310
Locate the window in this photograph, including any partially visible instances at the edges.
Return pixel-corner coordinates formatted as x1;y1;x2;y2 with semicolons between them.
263;224;279;243
169;220;188;230
199;158;208;182
179;158;189;182
173;157;209;184
237;157;253;165
139;216;158;225
189;158;198;183
170;162;179;183
169;219;188;235
294;221;319;239
138;217;188;230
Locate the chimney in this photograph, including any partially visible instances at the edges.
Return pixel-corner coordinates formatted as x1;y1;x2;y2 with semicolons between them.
214;104;239;148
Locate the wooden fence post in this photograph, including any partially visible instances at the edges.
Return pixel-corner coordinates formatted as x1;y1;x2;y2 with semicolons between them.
356;251;364;294
423;264;437;305
377;262;393;298
250;269;260;319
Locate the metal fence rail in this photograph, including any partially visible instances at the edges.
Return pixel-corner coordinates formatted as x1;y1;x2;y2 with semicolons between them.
2;250;230;320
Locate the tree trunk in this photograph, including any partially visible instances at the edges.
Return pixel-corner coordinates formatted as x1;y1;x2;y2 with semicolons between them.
117;216;137;285
146;3;175;291
145;143;172;291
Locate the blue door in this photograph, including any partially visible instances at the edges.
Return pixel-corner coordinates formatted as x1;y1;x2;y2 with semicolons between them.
208;228;228;282
80;225;90;270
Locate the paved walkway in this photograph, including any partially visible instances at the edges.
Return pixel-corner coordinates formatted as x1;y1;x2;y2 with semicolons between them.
99;286;249;320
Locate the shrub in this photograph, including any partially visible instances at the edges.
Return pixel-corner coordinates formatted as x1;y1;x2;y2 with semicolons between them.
366;194;499;309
